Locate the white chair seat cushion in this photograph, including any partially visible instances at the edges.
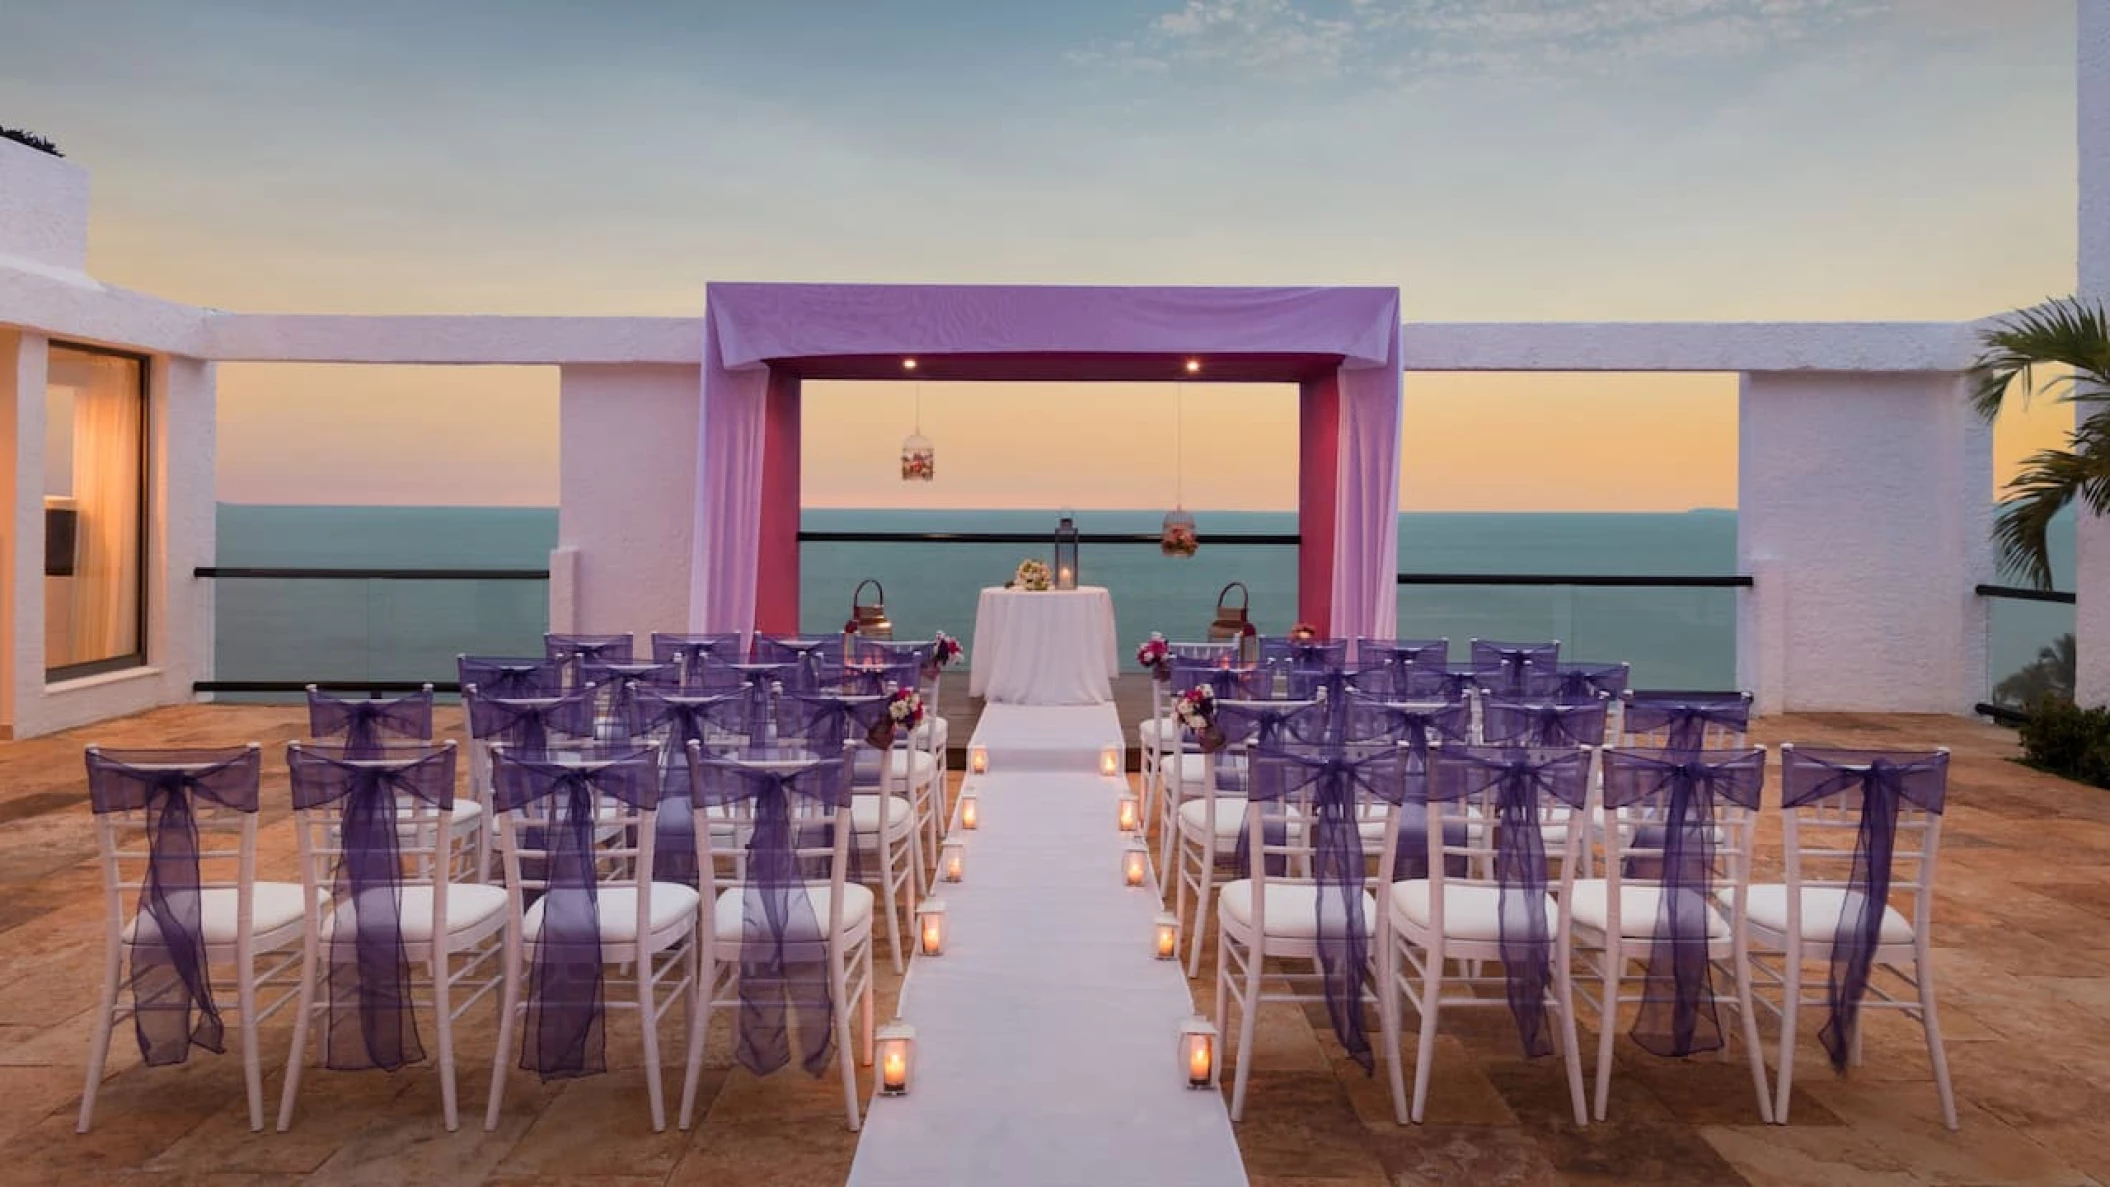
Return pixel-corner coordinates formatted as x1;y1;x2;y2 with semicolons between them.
712;883;874;942
1566;879;1730;940
524;883;700;945
125;882;310;946
1158;752;1245;789
1177;796;1249;839
856;749;937;788
1741;884;1914;946
326;883;509;944
1218;880;1377;940
850;794;918;837
909;718;949;748
1390;880;1559;943
1138;715;1180;748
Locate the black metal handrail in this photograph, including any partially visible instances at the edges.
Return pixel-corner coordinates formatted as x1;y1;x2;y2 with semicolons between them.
1398;573;1752;588
1975;583;2077;606
197;680;462;694
1975;701;2029;726
195;566;550;581
799;530;1299;545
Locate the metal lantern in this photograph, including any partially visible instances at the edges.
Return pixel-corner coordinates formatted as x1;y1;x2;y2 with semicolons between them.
1160;507;1198;557
847;579;891;640
901;365;934;482
917;898;948;956
1054;515;1080;590
959;790;979;830
969;745;989;774
1154;912;1180;961
1122;837;1150;887
940;839;966;883
1100;746;1121;777
877;1019;917;1095
1117;790;1140;833
1179;1015;1219;1089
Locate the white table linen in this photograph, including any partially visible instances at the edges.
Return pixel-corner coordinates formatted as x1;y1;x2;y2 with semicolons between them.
968;586;1119;705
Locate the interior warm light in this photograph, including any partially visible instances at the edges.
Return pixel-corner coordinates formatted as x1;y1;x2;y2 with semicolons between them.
903;357;918;371
1184;358;1201;373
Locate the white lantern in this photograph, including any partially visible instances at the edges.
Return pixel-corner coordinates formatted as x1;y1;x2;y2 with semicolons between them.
941;840;965;883
1122;837;1150;888
959;791;979;830
969;746;989;775
1117;791;1140;833
1154;911;1180;961
1179;1015;1219;1089
877;1019;917;1095
1100;746;1121;777
916;898;948;957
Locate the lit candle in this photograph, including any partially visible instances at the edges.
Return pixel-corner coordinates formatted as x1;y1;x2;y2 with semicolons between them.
1059;566;1073;585
1100;746;1120;777
1154;911;1179;961
877;1019;915;1095
970;746;989;775
959;792;979;830
941;841;965;883
1117;792;1139;833
916;899;947;956
1122;838;1150;888
1178;1015;1218;1089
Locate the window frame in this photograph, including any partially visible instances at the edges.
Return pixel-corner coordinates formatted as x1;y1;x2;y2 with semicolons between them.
44;340;150;683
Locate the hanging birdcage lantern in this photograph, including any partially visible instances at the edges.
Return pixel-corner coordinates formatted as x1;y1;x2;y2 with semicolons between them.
901;360;934;482
1162;361;1200;556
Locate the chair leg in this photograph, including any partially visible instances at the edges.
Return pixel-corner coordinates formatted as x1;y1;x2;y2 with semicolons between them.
1592;947;1619;1122
878;840;906;976
834;949;862;1133
1733;943;1774;1124
677;948;711;1132
433;949;460;1132
1379;927;1410;1126
1410;949;1443;1124
1228;932;1263;1122
1185;851;1214;979
1773;956;1800;1126
1556;952;1589;1128
276;939;321;1132
861;940;876;1066
75;938;124;1133
1916;947;1959;1131
637;947;666;1133
485;934;523;1132
237;952;264;1133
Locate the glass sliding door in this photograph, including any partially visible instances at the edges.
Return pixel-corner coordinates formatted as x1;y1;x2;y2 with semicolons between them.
44;343;147;679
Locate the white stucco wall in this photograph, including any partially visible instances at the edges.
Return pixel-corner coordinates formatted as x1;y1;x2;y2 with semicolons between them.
0;139;89;274
2076;0;2110;708
555;364;701;641
1736;371;1990;713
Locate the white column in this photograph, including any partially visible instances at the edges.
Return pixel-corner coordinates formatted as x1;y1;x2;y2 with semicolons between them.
1737;371;1990;713
556;363;702;638
2076;0;2110;706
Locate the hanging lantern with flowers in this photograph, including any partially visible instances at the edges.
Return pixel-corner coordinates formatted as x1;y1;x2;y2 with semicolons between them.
1162;360;1200;556
901;359;934;482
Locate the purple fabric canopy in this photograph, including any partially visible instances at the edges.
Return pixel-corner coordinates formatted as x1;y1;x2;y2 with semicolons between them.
285;742;456;1072
85;745;262;1067
690;284;1403;640
490;744;661;1080
306;686;433;758
1780;746;1948;1071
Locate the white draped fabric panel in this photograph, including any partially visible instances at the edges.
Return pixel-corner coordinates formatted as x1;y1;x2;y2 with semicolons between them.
968;587;1119;705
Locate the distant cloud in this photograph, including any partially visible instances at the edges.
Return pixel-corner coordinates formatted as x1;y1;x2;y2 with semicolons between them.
1072;0;1900;82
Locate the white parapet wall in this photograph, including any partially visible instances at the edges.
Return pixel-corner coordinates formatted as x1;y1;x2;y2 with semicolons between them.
556;364;703;641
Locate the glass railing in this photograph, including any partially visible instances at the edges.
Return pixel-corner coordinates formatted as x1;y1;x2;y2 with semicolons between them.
1397;574;1743;691
1980;584;2076;716
198;567;550;696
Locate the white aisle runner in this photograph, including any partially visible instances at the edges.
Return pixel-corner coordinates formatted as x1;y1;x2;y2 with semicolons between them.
845;703;1249;1187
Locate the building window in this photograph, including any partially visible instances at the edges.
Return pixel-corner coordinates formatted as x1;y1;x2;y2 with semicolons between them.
44;343;147;680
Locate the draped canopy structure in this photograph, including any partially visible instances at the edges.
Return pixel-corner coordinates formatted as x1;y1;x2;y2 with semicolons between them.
688;282;1404;641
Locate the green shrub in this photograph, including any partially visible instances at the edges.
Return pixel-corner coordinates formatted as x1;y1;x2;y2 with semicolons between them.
0;127;61;157
2017;695;2110;788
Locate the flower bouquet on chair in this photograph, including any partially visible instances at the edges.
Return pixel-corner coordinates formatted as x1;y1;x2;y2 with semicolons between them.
868;688;926;749
924;631;965;680
1176;684;1224;753
1137;633;1172;682
1288;622;1319;643
1012;559;1051;591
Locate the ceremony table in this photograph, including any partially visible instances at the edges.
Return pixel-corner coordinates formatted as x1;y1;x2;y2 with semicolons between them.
968;586;1119;705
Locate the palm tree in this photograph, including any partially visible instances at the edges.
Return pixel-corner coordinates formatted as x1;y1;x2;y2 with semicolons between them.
1993;632;2077;707
1969;297;2110;590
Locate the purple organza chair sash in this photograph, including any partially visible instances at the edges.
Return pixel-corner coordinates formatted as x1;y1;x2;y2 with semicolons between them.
650;632;744;687
753;635;846;690
581;662;682;739
1170;659;1268;703
1624;695;1752;753
465;688;597;754
631;689;763;887
1482;699;1610;748
690;752;853;1076
778;691;898;765
458;656;567;699
285;743;455;1072
1780;746;1948;1071
1353;638;1449;668
1248;745;1408;1073
1470;640;1560;695
545;633;634;665
1602;747;1766;1058
832;657;922;698
1335;698;1473;881
306;686;433;757
1217;700;1329;876
85;745;262;1067
491;744;659;1080
1428;745;1592;1058
1553;663;1630;703
1260;637;1348;668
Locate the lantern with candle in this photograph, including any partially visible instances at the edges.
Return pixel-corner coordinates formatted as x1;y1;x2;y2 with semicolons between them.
959;790;979;830
1054;514;1080;590
1117;790;1140;833
940;839;966;883
1178;1015;1219;1089
916;898;948;956
1122;837;1150;887
877;1019;917;1095
1099;745;1121;777
969;746;989;775
1154;911;1180;961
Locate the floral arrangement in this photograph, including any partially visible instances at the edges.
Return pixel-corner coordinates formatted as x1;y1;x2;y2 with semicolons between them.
1160;521;1199;557
923;631;965;680
867;687;925;749
1288;622;1319;642
1013;558;1051;591
1136;632;1172;681
1175;684;1225;752
901;447;935;482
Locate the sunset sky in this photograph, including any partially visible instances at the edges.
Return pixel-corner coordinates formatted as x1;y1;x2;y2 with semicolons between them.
0;0;2080;511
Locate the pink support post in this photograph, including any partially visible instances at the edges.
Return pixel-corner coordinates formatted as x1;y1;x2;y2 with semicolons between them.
1299;374;1340;636
755;369;802;635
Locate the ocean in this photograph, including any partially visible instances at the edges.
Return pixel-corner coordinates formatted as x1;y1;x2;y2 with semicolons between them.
210;504;2073;698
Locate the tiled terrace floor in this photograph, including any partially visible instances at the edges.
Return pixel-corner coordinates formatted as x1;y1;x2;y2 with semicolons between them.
0;704;2105;1185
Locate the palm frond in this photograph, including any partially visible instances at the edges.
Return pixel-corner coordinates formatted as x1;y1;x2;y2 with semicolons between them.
1993;433;2110;589
1969;297;2110;422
